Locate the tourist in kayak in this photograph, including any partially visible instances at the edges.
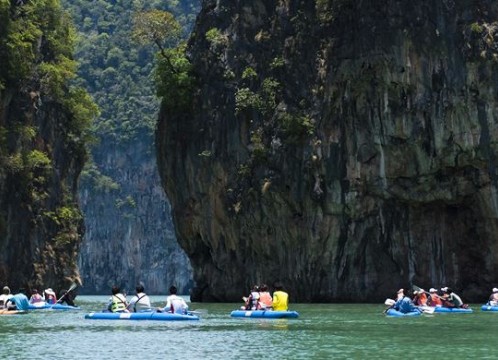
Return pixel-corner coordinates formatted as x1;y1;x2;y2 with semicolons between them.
29;289;44;304
0;286;13;308
272;282;289;311
5;292;30;311
243;285;261;310
393;289;420;314
412;289;428;306
107;286;129;313
58;289;76;307
128;284;151;312
159;285;188;314
488;287;498;306
427;288;443;307
441;287;467;308
258;284;273;309
44;288;57;304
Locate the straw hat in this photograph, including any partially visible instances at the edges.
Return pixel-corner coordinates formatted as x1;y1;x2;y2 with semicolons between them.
45;288;56;295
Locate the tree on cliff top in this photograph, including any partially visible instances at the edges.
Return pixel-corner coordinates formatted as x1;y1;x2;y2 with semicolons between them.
131;9;194;111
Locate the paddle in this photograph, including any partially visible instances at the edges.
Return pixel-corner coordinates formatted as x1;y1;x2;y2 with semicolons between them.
55;283;78;305
383;298;395;314
189;309;208;316
412;285;438;313
412;284;430;295
418;306;435;314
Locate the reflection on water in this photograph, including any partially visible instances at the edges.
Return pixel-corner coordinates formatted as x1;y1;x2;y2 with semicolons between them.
0;297;496;359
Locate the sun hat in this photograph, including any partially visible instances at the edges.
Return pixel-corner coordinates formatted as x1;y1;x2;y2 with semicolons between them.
429;288;437;293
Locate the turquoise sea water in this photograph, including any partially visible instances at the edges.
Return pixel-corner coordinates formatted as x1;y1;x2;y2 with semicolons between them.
1;296;497;359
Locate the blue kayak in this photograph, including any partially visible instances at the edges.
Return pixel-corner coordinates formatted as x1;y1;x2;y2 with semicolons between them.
481;305;498;312
84;312;199;321
385;308;421;317
433;307;473;313
230;310;299;318
28;303;80;311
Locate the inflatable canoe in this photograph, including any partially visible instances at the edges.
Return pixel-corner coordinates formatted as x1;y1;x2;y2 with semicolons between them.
0;309;26;315
433;307;473;313
28;303;80;310
84;312;199;321
230;310;299;318
481;305;498;312
385;308;421;317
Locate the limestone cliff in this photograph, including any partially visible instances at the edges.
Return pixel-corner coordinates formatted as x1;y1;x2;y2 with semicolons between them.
65;0;198;294
0;0;94;292
157;0;498;302
78;132;192;294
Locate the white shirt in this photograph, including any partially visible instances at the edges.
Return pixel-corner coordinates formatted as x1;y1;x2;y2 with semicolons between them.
0;294;13;308
128;292;151;312
164;294;188;314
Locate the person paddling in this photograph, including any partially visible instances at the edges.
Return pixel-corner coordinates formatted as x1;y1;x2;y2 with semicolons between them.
441;287;467;308
393;289;420;314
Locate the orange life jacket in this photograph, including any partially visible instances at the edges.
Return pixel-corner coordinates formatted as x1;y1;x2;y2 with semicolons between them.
428;295;443;306
259;292;272;308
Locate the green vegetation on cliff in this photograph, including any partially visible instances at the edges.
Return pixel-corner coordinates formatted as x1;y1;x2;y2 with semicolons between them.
61;0;198;143
0;0;97;290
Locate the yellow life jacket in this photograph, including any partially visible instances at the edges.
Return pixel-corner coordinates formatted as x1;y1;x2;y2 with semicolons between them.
111;294;127;312
272;291;288;311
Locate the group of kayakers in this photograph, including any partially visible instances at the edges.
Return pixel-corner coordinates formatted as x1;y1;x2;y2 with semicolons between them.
242;282;289;311
106;284;189;314
0;285;77;313
386;286;498;314
0;286;30;312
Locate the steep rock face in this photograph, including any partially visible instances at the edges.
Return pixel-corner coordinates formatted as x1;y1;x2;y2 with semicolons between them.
0;0;90;291
157;0;498;302
78;133;192;294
